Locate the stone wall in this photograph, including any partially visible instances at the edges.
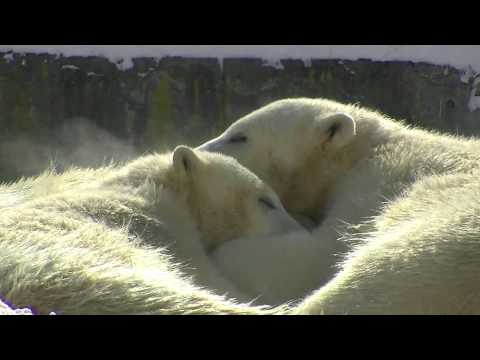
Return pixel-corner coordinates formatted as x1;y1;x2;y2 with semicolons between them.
1;52;479;182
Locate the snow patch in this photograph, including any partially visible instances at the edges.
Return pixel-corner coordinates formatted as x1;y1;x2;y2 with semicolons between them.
114;57;134;71
3;53;14;62
262;58;284;70
61;65;80;71
87;72;101;77
302;58;312;68
468;77;480;112
461;66;476;83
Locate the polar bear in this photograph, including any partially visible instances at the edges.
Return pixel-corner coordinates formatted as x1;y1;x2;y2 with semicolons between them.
213;171;480;313
198;98;480;224
201;98;480;313
0;146;302;314
292;171;480;314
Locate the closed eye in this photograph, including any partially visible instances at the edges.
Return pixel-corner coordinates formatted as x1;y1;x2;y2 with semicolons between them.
259;197;276;210
228;134;248;143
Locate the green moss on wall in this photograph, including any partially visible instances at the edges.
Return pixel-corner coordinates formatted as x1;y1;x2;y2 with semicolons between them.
147;72;174;148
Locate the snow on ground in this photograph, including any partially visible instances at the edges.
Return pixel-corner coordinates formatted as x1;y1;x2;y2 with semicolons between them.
1;45;479;110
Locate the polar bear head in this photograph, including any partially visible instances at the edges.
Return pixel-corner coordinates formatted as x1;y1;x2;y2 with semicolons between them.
169;146;303;250
196;98;358;219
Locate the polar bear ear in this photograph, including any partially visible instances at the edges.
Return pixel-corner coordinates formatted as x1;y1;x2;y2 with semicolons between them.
172;146;200;176
315;113;356;150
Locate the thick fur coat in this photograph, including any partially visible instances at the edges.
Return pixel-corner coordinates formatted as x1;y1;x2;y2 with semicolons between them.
201;98;480;314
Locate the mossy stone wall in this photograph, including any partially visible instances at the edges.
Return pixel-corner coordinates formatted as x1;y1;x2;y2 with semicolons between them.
1;52;479;182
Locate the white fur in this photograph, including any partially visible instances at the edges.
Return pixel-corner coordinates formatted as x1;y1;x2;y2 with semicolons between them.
0;146;303;314
202;98;480;313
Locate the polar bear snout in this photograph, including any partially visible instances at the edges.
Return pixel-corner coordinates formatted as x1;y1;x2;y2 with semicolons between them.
196;137;224;152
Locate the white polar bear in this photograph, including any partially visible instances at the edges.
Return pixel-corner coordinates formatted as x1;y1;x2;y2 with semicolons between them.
198;98;480;226
0;146;303;314
201;98;480;313
293;171;480;314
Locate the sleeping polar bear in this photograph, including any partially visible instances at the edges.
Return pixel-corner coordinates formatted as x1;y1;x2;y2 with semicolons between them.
200;98;480;314
0;146;304;314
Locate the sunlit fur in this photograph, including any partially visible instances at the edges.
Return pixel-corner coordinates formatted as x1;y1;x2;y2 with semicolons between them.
0;166;116;208
202;98;480;314
293;172;480;314
0;146;300;314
